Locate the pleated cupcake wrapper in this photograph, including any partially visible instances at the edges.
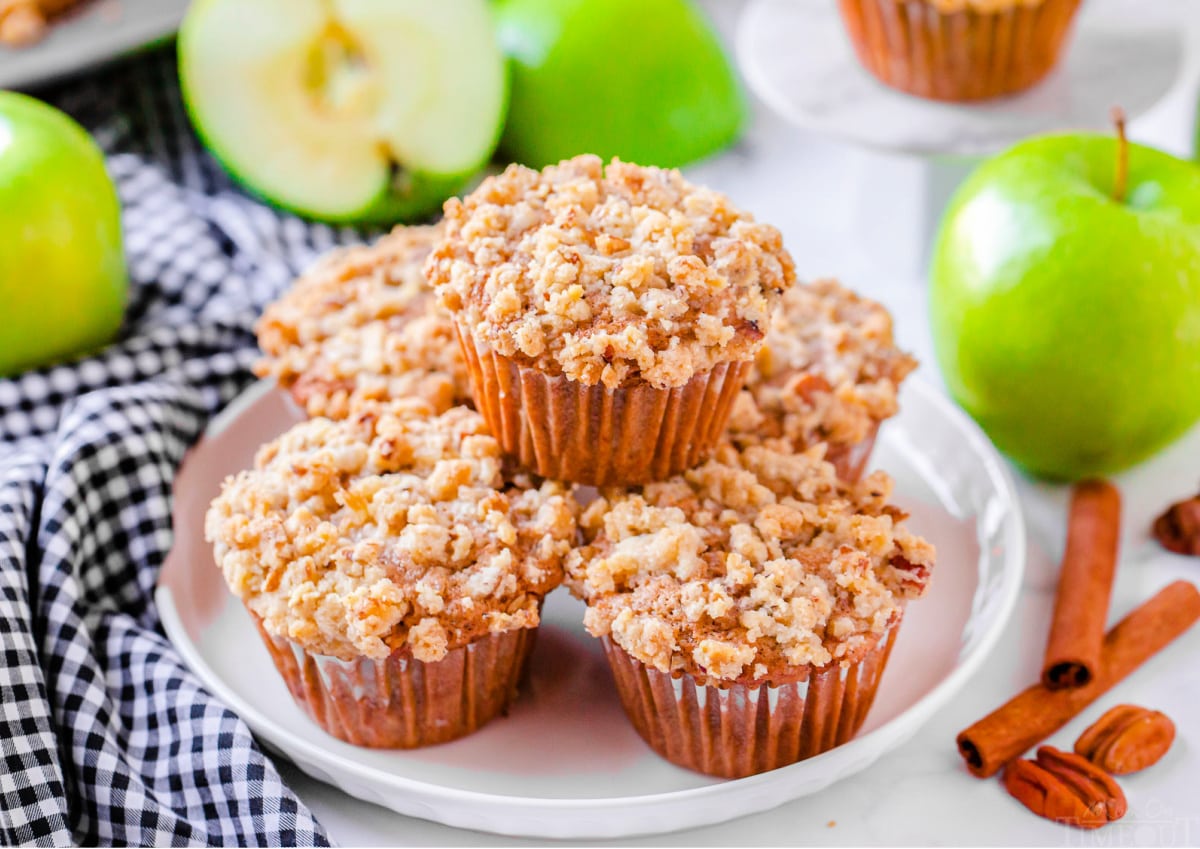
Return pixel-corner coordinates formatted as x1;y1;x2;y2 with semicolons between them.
454;323;751;486
821;421;880;483
837;0;1082;101
252;613;536;748
602;620;900;778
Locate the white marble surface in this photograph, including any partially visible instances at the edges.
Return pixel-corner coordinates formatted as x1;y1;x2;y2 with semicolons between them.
279;6;1200;845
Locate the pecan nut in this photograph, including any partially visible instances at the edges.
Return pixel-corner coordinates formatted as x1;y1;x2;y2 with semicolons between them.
1153;493;1200;555
1003;746;1127;829
1076;705;1176;775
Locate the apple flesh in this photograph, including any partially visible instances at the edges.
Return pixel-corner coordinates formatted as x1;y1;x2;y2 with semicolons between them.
494;0;745;169
0;92;127;377
931;133;1200;480
178;0;507;223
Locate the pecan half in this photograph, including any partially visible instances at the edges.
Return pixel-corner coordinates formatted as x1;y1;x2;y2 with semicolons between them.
1153;492;1200;555
1076;705;1176;775
1003;746;1127;829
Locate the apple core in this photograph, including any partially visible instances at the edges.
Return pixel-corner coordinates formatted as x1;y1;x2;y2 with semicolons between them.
304;22;376;119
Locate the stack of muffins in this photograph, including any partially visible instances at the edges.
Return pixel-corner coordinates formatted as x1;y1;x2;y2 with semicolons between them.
206;155;935;779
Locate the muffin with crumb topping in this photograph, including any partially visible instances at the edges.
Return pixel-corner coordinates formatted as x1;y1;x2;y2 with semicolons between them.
726;279;916;481
205;401;578;748
566;439;934;777
425;154;795;486
255;224;472;419
837;0;1082;102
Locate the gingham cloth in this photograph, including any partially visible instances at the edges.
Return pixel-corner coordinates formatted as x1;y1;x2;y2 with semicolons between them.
0;49;376;846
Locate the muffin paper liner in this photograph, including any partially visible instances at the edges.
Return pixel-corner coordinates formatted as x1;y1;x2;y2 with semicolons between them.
601;619;900;778
837;0;1082;101
823;422;880;483
454;323;751;486
253;614;536;748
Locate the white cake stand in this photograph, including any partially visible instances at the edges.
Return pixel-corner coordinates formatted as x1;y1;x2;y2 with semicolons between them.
736;0;1191;271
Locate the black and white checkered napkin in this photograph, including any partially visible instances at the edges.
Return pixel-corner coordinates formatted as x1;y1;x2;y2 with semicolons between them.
0;49;379;846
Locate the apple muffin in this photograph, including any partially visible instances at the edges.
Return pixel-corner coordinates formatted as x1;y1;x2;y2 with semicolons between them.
426;154;795;485
566;439;934;777
255;224;472;419
205;401;579;747
837;0;1082;101
726;279;916;481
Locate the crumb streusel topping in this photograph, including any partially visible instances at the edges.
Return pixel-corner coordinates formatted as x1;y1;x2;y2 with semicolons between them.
205;402;578;663
255;224;471;419
566;441;934;686
727;279;917;451
426;155;796;390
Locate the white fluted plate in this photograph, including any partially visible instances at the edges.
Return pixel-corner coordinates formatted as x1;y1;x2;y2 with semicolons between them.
157;377;1024;839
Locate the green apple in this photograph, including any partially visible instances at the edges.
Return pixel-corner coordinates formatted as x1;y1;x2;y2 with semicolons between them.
931;129;1200;480
494;0;745;169
177;0;507;223
0;92;127;377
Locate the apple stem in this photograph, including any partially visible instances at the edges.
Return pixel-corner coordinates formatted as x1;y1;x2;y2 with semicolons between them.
1111;106;1128;204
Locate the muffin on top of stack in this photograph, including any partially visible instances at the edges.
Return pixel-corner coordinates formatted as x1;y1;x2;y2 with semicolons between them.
207;154;935;776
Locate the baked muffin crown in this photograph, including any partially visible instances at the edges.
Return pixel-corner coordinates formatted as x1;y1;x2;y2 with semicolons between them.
728;278;918;449
566;440;934;687
426;155;796;390
205;401;578;663
254;224;471;418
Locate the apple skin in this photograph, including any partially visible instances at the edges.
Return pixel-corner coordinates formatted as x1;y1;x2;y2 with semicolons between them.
0;92;127;378
494;0;745;169
931;134;1200;480
176;103;472;225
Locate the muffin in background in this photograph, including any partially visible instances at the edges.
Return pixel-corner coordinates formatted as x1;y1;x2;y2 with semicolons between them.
727;279;916;481
566;440;934;778
205;401;578;748
255;224;472;419
837;0;1083;102
426;154;795;486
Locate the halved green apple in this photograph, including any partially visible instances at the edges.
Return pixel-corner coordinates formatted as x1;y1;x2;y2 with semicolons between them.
178;0;507;223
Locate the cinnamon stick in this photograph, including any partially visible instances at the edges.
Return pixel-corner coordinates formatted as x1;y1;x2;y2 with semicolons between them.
1043;480;1121;689
957;581;1200;778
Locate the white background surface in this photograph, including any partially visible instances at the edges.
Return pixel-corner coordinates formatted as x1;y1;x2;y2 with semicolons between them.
280;2;1200;844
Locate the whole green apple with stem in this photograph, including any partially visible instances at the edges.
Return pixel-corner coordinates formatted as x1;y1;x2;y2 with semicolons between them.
931;112;1200;480
494;0;745;169
0;92;127;377
178;0;507;224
